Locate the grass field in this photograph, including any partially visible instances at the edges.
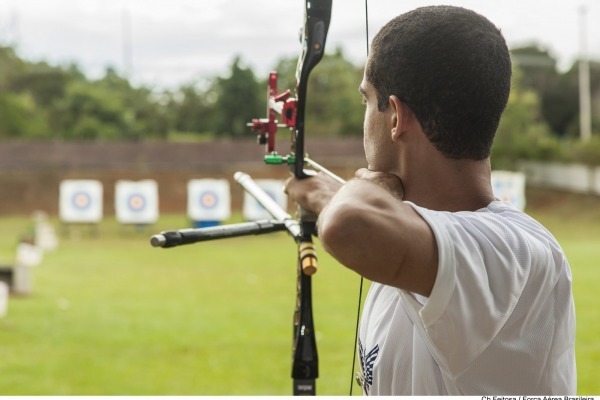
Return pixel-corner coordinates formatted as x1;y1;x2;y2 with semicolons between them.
0;187;598;395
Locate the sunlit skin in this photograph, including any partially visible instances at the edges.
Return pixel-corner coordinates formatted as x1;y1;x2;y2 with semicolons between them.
284;68;496;297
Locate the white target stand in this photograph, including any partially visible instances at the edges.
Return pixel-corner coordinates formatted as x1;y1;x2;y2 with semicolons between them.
115;180;159;232
242;179;288;221
59;179;103;236
491;170;526;211
187;179;231;228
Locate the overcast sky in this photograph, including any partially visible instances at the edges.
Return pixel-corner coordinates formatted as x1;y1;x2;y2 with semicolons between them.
0;0;598;89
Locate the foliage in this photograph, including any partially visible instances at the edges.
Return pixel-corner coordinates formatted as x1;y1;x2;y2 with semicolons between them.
1;42;600;162
511;44;600;138
0;47;170;141
492;68;558;169
273;47;364;137
0;46;365;141
569;135;600;165
167;83;216;136
492;66;600;168
211;56;263;137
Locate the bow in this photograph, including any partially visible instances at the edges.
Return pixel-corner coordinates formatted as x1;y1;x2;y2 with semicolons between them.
248;1;332;395
151;0;341;395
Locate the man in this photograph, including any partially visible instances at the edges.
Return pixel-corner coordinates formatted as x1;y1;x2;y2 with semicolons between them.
284;5;576;396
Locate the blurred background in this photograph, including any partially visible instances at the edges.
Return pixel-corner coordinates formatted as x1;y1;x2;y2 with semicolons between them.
0;0;598;395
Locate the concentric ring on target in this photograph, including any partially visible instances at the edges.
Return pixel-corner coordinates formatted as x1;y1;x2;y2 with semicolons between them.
199;190;219;210
71;191;92;210
127;193;147;213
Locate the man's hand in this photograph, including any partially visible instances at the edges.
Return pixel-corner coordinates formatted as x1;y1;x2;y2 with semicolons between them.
284;173;343;215
354;168;405;200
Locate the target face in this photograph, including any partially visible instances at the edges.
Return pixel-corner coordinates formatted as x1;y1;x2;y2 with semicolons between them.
491;171;526;211
115;180;158;224
59;180;103;223
493;181;516;204
265;190;277;202
187;180;231;221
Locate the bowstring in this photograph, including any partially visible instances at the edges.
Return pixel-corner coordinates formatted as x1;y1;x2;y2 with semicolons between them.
349;0;369;396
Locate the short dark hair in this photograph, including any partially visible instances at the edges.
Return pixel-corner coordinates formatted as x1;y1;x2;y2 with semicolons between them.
366;6;512;160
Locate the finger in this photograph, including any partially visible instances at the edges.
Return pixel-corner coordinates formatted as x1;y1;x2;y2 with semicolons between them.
354;168;370;179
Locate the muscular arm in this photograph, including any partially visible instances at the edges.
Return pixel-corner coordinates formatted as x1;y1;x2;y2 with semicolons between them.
286;170;438;296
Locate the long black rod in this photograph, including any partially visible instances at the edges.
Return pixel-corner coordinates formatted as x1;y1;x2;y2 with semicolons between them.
150;220;287;248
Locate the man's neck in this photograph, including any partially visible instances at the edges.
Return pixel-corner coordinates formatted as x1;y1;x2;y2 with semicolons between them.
402;157;495;212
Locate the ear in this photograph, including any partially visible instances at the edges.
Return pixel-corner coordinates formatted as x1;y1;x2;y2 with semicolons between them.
388;95;407;142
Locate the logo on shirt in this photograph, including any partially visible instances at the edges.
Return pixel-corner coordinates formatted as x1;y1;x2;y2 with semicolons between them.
357;339;379;394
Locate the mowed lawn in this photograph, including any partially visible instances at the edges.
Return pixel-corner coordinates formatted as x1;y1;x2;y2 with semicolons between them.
0;215;363;395
0;187;598;395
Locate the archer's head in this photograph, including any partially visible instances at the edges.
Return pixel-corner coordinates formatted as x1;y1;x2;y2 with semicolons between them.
364;5;512;161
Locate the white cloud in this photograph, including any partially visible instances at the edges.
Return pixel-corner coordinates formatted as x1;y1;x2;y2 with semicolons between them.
1;0;598;88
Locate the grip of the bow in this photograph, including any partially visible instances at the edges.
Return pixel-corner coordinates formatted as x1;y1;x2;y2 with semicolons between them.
296;169;318;276
299;240;317;275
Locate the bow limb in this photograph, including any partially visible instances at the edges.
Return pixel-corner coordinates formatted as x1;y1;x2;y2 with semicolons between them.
293;0;332;179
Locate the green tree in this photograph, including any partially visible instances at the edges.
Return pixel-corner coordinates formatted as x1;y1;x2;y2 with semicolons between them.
167;81;216;136
52;80;126;139
212;56;263;137
9;62;71;108
492;68;559;169
0;92;48;138
543;60;600;138
0;46;46;138
96;68;170;139
271;48;364;137
511;44;600;137
511;45;559;93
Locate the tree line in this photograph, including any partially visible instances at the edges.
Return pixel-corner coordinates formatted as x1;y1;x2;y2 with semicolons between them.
0;46;364;141
0;44;598;150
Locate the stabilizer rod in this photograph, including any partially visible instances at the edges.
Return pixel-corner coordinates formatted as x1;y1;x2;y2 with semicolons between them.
150;219;286;248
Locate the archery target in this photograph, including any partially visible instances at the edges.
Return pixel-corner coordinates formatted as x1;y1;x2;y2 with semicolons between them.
115;180;159;224
187;179;231;221
59;180;103;223
491;171;526;211
242;179;288;221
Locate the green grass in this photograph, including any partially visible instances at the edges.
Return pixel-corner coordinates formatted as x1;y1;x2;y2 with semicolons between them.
0;215;364;395
0;188;598;395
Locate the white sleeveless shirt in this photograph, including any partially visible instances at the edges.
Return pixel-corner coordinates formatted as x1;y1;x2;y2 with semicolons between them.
358;200;576;395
